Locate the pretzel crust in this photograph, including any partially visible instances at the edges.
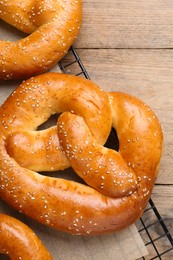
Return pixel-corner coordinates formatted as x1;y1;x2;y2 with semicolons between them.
0;214;52;259
0;73;163;235
3;73;112;171
0;0;82;80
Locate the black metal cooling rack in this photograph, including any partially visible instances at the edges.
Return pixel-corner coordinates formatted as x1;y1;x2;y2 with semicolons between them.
59;46;173;260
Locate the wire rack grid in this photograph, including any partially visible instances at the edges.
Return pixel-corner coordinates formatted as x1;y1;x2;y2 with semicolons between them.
58;46;173;260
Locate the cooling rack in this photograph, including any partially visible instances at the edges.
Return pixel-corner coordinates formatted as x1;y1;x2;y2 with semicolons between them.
59;46;173;260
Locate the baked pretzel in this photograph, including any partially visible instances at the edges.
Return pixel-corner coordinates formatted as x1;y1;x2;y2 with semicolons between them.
0;214;52;259
0;73;163;235
0;0;82;80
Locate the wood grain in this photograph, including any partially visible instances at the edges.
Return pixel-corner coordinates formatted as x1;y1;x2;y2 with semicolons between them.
76;0;173;48
152;186;173;221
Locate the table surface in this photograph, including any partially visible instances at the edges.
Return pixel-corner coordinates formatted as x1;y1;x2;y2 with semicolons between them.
0;0;173;259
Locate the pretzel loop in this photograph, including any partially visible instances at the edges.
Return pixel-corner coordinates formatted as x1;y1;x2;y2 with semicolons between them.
0;73;163;235
0;0;82;80
58;112;138;198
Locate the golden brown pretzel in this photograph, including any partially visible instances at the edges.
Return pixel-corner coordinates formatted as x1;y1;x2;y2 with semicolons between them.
0;73;163;235
3;73;112;170
0;0;82;80
0;214;52;259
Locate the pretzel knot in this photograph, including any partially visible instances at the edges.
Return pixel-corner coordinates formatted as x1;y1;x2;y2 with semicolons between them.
0;73;163;235
0;0;82;80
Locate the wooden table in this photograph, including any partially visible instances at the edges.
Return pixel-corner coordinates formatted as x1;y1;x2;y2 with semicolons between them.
71;0;173;256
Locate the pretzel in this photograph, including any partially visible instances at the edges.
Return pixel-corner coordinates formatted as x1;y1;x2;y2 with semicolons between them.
0;214;52;259
0;0;82;80
0;73;163;235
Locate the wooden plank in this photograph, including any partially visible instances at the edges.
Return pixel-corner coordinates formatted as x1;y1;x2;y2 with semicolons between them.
152;186;173;221
60;49;173;185
75;0;173;48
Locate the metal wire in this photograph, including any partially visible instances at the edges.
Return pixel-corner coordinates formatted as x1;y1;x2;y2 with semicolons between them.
58;46;173;259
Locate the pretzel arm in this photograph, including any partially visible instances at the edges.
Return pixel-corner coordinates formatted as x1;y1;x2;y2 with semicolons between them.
0;214;52;259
